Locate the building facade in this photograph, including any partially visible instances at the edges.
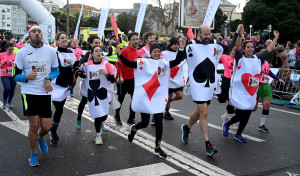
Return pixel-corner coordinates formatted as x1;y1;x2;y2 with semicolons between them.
61;4;101;18
0;4;12;32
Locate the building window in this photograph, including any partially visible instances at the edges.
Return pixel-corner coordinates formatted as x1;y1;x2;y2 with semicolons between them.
7;24;10;27
2;15;5;19
2;9;5;12
7;17;10;20
7;9;10;12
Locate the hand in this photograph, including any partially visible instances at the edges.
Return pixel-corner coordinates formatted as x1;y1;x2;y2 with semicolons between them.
26;70;37;81
235;24;243;35
240;25;244;35
116;76;124;84
115;47;121;56
278;79;285;86
99;69;108;75
273;30;279;38
44;79;53;94
179;36;186;50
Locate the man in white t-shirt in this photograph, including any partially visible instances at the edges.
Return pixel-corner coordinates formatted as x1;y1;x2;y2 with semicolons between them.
14;24;59;167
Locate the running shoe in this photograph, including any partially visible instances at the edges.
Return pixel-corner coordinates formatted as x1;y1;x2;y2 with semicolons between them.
127;118;135;125
101;123;108;132
38;138;48;153
114;115;123;126
29;152;39;167
127;124;137;142
163;112;174;120
95;134;103;144
154;147;167;158
76;120;81;130
221;114;228;123
181;124;190;144
49;130;59;145
7;102;13;109
234;134;247;143
222;123;229;137
69;90;74;98
2;101;7;110
151;115;156;125
258;125;269;133
206;142;218;156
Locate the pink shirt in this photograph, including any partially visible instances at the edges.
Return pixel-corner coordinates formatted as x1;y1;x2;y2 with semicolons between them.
0;52;16;77
219;54;234;78
259;61;270;83
87;60;114;75
73;47;84;60
138;46;150;58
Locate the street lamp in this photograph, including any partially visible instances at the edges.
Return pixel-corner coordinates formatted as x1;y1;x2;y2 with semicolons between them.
268;24;272;39
249;25;253;38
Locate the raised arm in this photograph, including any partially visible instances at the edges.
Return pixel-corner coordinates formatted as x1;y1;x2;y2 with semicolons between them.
115;47;137;68
235;24;244;52
170;36;186;68
267;30;279;53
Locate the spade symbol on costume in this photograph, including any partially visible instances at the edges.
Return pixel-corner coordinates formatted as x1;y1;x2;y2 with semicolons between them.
188;53;193;57
193;57;215;87
88;80;107;106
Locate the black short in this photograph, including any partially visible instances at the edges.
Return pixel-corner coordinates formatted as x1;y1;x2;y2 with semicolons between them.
22;94;52;118
217;77;231;103
193;100;211;105
117;78;134;95
168;87;184;94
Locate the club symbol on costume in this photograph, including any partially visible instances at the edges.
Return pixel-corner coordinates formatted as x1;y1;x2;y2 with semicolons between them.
88;80;107;106
142;72;160;101
193;57;215;87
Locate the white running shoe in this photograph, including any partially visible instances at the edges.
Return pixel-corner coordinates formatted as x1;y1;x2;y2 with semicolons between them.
95;135;103;145
221;114;228;123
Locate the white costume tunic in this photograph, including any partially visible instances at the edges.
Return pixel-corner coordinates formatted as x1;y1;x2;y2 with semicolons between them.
51;52;76;101
229;55;262;110
162;50;186;89
132;58;170;114
83;60;112;118
79;54;92;97
186;43;223;101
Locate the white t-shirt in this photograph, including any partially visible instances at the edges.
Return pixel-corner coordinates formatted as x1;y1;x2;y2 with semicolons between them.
15;44;59;95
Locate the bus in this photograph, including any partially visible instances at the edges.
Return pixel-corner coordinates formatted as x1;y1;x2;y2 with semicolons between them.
79;27;129;48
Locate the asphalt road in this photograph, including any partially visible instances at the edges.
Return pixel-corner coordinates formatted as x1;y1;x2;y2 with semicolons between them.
0;80;299;176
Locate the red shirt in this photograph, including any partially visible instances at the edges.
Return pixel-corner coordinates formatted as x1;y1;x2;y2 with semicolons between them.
115;46;138;79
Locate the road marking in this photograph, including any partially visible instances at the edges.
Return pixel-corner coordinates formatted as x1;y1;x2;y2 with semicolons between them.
88;163;179;176
169;111;265;143
0;101;29;136
64;98;234;176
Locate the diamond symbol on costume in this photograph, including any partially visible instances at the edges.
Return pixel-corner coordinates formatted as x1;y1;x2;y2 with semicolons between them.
165;98;168;103
140;66;143;70
142;72;160;101
237;66;241;70
170;66;179;80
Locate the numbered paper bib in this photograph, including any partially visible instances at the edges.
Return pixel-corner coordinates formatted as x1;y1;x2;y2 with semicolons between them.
32;64;47;76
248;77;259;87
5;68;12;75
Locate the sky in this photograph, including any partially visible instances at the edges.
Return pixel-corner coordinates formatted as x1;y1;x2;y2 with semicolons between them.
61;0;246;11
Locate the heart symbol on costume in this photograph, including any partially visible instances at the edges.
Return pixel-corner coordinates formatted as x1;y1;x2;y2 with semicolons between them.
241;73;260;96
237;66;241;70
170;66;179;80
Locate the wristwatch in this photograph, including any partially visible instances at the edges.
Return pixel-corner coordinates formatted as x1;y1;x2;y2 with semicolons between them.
45;76;51;81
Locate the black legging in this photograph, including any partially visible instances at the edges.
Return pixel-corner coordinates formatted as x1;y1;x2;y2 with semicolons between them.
226;109;252;135
77;96;88;121
94;116;108;133
116;93;135;119
226;104;235;114
53;99;67;124
135;113;163;146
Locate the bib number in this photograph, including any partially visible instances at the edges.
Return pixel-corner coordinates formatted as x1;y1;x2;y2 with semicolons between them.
5;68;12;75
32;64;47;76
262;75;269;82
89;70;101;80
248;77;259;87
64;58;74;67
158;66;167;76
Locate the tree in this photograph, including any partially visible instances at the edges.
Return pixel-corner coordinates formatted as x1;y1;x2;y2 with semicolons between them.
151;0;179;36
0;30;13;40
81;16;99;28
242;0;300;42
229;19;242;33
212;8;228;33
116;12;136;34
51;11;76;35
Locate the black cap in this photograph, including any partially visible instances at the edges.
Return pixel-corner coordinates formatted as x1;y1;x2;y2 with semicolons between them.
150;44;161;54
169;37;179;47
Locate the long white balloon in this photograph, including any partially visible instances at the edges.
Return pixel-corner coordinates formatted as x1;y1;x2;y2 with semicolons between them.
135;0;148;34
98;0;110;41
203;0;221;27
74;3;84;40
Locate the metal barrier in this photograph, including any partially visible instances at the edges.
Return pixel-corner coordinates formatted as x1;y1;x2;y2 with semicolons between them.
271;68;300;103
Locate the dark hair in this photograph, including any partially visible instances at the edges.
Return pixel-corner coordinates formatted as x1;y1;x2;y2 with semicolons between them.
287;42;294;49
128;32;139;41
256;46;265;53
243;41;253;49
91;45;101;54
55;31;66;41
87;36;100;49
143;32;154;44
5;43;14;49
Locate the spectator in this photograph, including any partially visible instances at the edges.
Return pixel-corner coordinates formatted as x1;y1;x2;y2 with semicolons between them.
81;39;87;50
295;41;300;70
286;42;296;69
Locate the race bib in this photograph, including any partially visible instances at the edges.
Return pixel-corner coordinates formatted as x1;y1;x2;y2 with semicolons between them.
5;68;12;75
64;58;74;67
158;65;168;76
32;64;47;76
89;70;101;80
248;77;259;87
262;75;269;82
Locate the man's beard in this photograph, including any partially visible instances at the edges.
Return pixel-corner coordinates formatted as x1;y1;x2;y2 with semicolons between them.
201;38;210;45
31;37;42;46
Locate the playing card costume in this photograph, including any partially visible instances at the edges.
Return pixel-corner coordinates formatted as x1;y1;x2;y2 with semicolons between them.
185;42;223;102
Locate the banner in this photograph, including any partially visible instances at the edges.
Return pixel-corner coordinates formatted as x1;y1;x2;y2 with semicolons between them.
135;0;148;34
74;3;84;40
203;0;221;27
111;14;118;41
98;0;110;41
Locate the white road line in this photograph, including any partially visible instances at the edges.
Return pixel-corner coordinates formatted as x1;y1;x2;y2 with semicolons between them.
169;111;265;143
64;98;234;176
88;163;179;176
0;101;29;136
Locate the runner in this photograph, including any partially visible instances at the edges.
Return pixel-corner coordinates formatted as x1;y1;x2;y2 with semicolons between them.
222;28;280;143
49;32;78;146
256;47;285;133
162;37;185;120
13;24;59;166
115;38;186;158
138;32;155;58
0;43;16;109
114;32;139;126
180;25;223;156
